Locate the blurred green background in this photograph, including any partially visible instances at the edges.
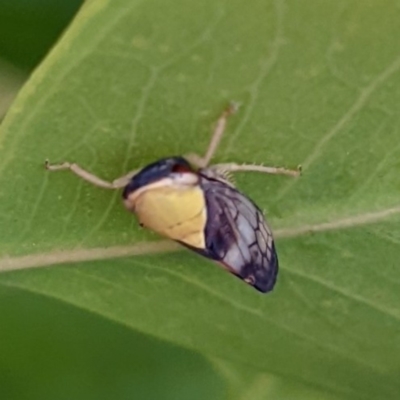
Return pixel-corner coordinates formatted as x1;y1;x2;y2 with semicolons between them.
0;1;84;119
0;2;226;399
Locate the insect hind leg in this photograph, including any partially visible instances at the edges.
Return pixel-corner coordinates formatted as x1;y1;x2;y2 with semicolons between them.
211;162;302;178
185;102;240;168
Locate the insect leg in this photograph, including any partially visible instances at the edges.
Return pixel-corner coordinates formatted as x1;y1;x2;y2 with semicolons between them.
45;160;140;189
185;102;239;168
211;163;302;177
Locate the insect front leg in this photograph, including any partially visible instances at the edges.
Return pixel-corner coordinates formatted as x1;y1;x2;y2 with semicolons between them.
185;102;240;168
211;163;302;178
45;160;140;189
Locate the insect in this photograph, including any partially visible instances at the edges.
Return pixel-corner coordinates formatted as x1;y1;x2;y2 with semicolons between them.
45;103;300;293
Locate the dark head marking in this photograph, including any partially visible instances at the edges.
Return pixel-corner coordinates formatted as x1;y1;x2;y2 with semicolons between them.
122;156;193;199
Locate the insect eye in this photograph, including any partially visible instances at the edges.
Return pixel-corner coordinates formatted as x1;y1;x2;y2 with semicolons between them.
171;163;191;173
170;164;198;185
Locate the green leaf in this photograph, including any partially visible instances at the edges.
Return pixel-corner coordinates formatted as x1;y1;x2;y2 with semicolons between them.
1;0;400;399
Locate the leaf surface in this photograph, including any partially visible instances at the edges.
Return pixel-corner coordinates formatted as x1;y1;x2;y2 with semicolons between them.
1;0;400;398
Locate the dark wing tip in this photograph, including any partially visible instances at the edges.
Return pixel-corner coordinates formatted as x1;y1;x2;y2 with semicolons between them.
241;242;279;293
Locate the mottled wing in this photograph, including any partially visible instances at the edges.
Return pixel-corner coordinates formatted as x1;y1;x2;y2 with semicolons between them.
198;174;278;293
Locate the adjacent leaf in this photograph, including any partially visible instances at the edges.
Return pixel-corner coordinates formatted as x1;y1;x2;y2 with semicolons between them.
0;0;83;69
0;285;224;400
1;0;400;399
